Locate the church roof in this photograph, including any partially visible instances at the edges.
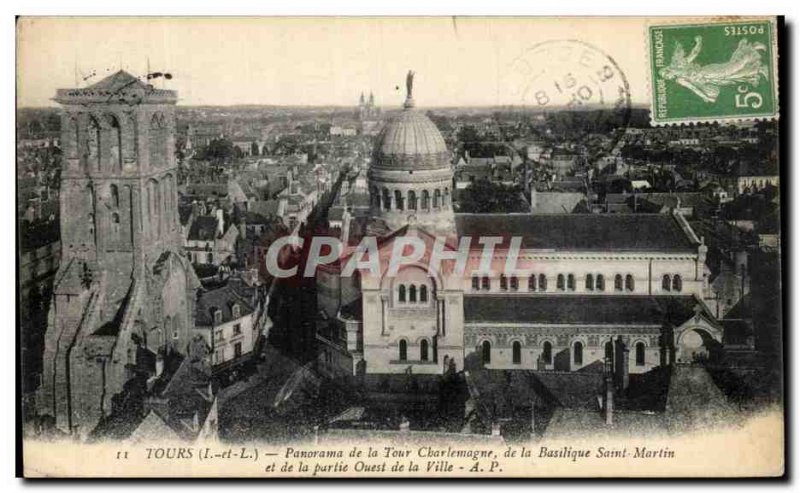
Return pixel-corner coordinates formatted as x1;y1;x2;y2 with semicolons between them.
455;213;697;252
54;70;177;104
463;295;705;326
87;70;148;92
374;109;448;157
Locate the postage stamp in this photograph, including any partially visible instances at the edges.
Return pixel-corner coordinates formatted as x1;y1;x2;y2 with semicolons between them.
648;18;778;125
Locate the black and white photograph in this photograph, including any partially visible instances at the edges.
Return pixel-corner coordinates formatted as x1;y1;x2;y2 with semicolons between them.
14;15;785;478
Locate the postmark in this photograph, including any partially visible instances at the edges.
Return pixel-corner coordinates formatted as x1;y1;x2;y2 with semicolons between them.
648;18;779;125
504;39;631;167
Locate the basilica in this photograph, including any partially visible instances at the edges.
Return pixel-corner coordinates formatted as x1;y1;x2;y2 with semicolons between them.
316;74;724;382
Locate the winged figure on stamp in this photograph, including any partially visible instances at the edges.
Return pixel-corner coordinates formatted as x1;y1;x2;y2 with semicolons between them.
659;35;769;103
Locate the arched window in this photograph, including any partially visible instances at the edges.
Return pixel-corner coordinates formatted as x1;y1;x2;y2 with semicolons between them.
662;274;672;291
419;285;428;302
557;274;565;291
596;274;605;291
420;339;429;361
149;113;167;170
567;274;575;291
614;274;623;292
672;275;682;292
481;276;490;290
538;274;547;291
232;304;240;319
625;274;635;292
111;212;120;234
154;180;162;236
409;284;417;303
512;341;522;365
500;274;508;291
398;284;406;303
107;114;122;171
110;184;119;208
573;341;583;365
86;116;101;171
382;188;391;210
421;190;430;210
635;342;646;366
528;274;537;291
408;190;417;210
443;187;450;208
434;189;442;208
510;276;519;291
472;276;480;291
394;190;404;211
542;341;552;364
399;340;407;361
481;340;491;364
605;340;614;361
586;274;594;291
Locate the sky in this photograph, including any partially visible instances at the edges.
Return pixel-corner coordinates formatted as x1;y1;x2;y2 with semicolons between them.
16;17;662;108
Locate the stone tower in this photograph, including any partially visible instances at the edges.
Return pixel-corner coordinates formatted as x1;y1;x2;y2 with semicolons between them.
367;73;455;237
37;71;200;438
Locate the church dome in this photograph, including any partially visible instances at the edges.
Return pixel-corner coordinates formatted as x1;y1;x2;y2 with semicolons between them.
372;92;449;170
367;72;456;238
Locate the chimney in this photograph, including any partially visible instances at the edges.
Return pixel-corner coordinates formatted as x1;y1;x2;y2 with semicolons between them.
192;411;200;432
216;208;225;238
491;422;501;437
399;416;410;433
530;186;537;212
603;375;614;426
530;400;536;438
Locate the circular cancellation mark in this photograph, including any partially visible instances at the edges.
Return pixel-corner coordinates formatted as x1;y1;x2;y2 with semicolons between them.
504;39;632;167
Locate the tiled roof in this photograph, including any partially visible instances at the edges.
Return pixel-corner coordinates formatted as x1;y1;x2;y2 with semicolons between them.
531;371;604;409
195;282;255;326
455;213;696;252
464;295;704;326
187;216;219;242
530;192;586;214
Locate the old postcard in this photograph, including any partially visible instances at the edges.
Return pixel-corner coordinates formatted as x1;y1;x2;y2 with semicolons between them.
16;16;784;478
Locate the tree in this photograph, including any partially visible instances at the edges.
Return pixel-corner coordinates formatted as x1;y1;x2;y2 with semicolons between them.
200;138;235;165
459;179;529;213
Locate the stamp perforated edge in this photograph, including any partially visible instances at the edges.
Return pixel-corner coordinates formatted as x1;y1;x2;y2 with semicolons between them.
645;16;780;127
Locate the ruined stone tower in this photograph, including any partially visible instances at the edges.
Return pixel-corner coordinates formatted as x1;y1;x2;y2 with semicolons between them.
37;71;200;437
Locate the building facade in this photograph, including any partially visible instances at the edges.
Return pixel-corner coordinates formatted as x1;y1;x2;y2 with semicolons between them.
316;76;724;382
37;71;201;437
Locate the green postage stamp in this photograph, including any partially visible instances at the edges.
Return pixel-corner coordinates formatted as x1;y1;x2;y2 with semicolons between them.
648;18;778;125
